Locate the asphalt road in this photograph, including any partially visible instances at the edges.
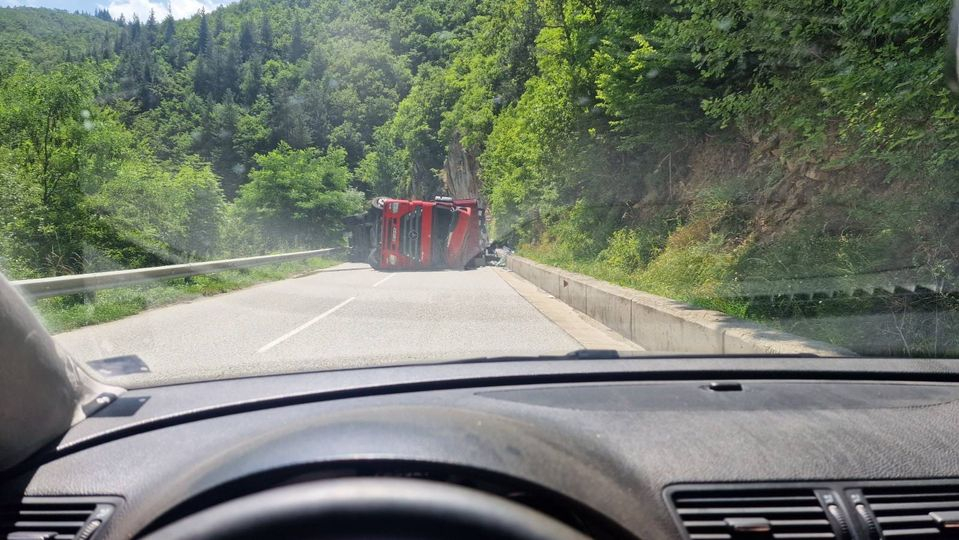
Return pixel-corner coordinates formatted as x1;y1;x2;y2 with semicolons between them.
55;264;635;388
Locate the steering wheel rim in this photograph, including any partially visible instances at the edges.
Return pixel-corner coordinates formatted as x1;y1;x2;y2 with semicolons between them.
142;477;592;540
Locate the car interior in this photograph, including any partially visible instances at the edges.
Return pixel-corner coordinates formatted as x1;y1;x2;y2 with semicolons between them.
5;287;959;540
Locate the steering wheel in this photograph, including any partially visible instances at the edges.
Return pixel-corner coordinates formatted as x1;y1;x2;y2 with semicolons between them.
142;477;591;540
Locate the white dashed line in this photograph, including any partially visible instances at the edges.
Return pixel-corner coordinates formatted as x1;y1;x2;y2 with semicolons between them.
372;274;396;288
257;297;356;353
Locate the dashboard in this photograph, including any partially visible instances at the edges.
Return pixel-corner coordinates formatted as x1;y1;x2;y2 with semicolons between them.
3;356;959;539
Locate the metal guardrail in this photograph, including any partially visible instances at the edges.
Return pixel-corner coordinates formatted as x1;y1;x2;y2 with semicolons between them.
12;248;343;299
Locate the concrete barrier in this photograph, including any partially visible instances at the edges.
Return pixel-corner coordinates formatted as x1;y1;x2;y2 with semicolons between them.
558;275;588;313
506;255;854;357
585;282;633;339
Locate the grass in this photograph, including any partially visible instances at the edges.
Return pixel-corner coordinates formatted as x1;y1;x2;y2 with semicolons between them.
34;257;341;333
521;199;753;318
521;240;752;318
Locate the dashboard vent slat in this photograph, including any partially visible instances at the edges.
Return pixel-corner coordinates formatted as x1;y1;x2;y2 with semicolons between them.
0;497;118;540
770;520;832;527
871;501;959;512
868;493;959;502
683;497;820;504
883;529;942;537
861;485;959;540
672;489;838;540
879;515;937;525
18;511;96;517
679;507;826;516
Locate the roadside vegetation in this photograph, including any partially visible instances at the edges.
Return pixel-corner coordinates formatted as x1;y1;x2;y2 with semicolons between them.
0;0;957;354
384;0;959;356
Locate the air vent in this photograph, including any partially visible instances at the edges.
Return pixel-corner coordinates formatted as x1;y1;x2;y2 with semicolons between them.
0;497;118;540
671;488;840;540
860;485;959;540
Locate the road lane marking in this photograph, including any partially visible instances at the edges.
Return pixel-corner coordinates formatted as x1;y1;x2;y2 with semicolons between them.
372;274;396;288
257;297;357;353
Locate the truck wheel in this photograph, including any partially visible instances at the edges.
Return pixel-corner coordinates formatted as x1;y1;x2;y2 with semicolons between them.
371;197;387;210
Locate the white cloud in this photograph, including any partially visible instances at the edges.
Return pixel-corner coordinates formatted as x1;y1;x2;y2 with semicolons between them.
99;0;236;21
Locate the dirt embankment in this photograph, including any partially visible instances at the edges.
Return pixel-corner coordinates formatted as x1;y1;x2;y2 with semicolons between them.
663;129;931;267
653;131;959;357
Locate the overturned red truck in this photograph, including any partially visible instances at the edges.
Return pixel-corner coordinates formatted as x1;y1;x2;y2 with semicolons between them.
345;196;489;270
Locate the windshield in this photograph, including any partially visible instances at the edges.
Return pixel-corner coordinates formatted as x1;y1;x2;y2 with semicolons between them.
0;0;956;387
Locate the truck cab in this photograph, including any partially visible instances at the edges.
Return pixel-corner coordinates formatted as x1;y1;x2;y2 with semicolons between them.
346;197;488;270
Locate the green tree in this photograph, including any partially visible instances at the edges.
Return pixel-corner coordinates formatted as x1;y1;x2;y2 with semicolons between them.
0;63;136;274
210;90;245;198
235;143;364;247
259;15;274;55
0;64;97;206
161;14;175;44
239;19;256;61
145;10;158;45
288;18;306;61
196;10;210;54
356;125;410;196
89;158;225;264
169;160;225;258
239;57;264;105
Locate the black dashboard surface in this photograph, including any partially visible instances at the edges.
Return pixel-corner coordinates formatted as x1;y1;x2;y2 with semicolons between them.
6;357;959;540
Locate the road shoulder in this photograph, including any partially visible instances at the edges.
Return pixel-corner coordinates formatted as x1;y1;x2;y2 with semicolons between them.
492;267;643;352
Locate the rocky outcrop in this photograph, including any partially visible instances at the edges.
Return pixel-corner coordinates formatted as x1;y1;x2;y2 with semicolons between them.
440;130;482;200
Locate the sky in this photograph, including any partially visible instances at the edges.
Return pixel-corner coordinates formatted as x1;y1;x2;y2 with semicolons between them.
0;0;241;20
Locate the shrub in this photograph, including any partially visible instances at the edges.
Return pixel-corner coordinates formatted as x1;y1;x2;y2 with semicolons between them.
599;228;644;273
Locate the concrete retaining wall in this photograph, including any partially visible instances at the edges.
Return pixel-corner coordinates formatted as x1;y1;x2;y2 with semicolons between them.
506;255;854;357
